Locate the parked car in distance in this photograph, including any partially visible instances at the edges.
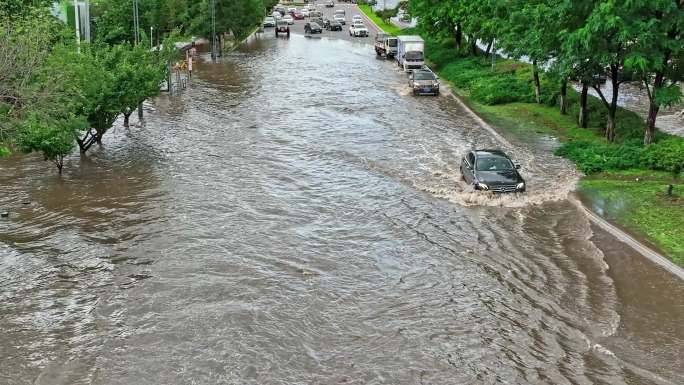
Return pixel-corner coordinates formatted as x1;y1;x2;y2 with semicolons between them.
305;22;323;34
325;0;335;8
352;15;363;23
333;14;346;25
349;22;368;37
326;19;342;31
275;5;286;15
408;68;439;95
460;150;526;193
334;9;346;17
263;16;276;27
275;20;290;37
283;14;294;24
272;11;282;19
310;10;323;18
293;11;305;20
288;7;297;15
300;8;310;17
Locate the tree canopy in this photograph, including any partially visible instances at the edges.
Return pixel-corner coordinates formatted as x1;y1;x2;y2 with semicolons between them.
408;0;683;144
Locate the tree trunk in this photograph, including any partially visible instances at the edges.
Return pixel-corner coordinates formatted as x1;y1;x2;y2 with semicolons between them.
54;155;64;174
579;83;589;128
644;71;665;145
484;40;493;57
606;65;620;142
470;36;477;56
532;60;541;104
77;129;98;153
455;23;462;49
560;80;567;115
644;104;659;145
123;111;131;127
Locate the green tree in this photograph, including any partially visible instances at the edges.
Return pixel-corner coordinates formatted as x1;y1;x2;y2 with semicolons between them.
110;43;166;127
497;1;560;104
0;6;70;156
622;0;683;144
18;114;87;173
564;1;635;142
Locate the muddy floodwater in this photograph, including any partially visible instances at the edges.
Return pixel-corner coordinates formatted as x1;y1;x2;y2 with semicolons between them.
1;32;683;385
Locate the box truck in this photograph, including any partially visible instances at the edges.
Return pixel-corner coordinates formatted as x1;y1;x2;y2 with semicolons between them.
396;35;425;72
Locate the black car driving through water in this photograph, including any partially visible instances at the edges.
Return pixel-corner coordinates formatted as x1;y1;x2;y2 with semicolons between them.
460;149;526;193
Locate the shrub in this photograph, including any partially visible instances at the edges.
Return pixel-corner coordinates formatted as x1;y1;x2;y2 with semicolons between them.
555;140;644;174
440;62;492;89
470;76;535;105
642;137;684;175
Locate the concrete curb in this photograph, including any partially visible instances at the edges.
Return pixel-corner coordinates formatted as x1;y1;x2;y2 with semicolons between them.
569;195;684;280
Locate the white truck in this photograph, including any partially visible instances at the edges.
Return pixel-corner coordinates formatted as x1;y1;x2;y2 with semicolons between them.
396;35;425;72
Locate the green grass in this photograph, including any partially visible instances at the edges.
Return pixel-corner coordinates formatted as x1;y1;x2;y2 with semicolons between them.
357;4;403;36
579;173;684;266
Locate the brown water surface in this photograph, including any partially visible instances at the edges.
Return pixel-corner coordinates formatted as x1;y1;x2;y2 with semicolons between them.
1;33;682;385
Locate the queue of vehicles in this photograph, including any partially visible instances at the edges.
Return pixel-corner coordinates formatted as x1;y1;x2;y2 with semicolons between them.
264;3;370;39
265;3;524;193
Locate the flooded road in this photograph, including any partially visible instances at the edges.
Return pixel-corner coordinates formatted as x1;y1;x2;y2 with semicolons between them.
1;32;683;385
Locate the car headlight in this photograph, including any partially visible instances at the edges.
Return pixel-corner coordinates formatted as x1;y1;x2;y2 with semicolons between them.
477;183;489;191
516;182;525;190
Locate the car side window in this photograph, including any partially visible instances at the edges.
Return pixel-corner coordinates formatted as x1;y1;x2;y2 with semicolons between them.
467;153;475;167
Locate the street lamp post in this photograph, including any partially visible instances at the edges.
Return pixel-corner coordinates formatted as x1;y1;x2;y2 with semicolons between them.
74;0;81;52
211;0;217;61
150;26;154;47
133;0;143;121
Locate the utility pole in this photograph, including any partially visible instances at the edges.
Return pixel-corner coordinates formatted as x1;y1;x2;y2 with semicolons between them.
211;0;217;61
133;0;143;122
74;0;81;53
150;26;153;48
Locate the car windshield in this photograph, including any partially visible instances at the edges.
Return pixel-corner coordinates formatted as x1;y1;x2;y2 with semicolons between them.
414;71;435;80
277;21;288;26
476;156;514;171
388;39;398;47
354;23;365;28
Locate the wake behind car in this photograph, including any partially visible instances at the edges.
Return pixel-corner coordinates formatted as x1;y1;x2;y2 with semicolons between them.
349;22;368;37
409;68;439;95
460;150;526;193
304;22;323;34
